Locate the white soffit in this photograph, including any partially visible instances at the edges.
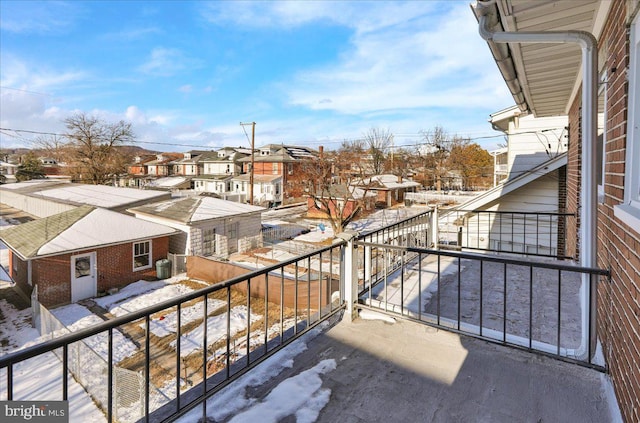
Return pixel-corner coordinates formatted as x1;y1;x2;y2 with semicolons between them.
494;0;610;117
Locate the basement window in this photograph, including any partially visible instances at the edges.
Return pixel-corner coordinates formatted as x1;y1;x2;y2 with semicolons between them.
133;240;152;271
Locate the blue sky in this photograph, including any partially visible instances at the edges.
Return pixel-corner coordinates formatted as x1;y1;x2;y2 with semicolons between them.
0;1;514;153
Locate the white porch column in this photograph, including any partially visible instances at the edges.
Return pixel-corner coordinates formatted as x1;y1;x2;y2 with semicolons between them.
337;231;359;321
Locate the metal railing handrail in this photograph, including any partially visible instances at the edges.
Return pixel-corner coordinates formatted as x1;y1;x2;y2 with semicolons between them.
0;241;345;369
353;241;609;276
440;209;575;217
357;210;432;239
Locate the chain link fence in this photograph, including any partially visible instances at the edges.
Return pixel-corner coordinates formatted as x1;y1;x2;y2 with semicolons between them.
32;292;145;422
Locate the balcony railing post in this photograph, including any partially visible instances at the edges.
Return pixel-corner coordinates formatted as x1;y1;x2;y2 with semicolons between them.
429;206;439;248
338;231;359;321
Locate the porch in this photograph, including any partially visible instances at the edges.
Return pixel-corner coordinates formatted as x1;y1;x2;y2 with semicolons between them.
0;209;616;422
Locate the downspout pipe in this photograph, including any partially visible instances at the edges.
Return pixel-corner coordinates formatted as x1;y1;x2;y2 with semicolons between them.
474;0;598;359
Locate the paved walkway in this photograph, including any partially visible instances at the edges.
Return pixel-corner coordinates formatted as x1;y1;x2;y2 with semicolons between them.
248;314;617;423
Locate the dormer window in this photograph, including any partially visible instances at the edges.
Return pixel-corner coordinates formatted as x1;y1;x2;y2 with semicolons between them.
260;150;270;156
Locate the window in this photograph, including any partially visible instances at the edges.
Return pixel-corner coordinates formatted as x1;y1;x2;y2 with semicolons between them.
272;162;278;174
133;240;152;270
228;221;238;239
203;228;216;256
615;14;640;232
287;163;293;175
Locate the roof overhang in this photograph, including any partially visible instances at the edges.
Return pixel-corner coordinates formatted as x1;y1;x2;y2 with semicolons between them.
450;152;567;212
472;0;611;117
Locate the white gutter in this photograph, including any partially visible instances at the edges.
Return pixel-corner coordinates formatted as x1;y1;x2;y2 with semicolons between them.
473;0;598;359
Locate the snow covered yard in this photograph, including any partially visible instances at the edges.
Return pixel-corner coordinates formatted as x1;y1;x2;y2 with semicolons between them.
0;289;106;422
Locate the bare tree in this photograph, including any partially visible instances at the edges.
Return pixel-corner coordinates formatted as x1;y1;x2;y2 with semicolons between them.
302;144;374;234
419;126;468;191
363;127;393;175
34;134;70;164
63;113;135;184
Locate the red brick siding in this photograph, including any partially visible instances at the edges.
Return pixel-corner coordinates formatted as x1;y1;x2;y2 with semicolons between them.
17;237;169;308
594;2;640;422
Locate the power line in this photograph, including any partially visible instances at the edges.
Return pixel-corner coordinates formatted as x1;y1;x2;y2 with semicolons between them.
0;126;508;152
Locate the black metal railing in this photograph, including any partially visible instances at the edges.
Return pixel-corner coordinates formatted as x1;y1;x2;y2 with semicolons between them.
438;209;575;259
0;243;345;423
353;240;609;369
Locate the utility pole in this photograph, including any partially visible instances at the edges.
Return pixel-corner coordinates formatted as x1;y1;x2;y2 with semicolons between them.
240;122;256;204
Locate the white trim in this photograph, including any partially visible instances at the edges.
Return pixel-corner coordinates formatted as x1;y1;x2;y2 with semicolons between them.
133;240;152;271
617;14;640;233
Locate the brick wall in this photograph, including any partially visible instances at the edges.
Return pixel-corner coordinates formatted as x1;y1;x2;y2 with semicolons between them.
594;1;640;422
24;237;169;308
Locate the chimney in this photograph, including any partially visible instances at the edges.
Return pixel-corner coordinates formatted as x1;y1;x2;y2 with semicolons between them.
319;145;324;158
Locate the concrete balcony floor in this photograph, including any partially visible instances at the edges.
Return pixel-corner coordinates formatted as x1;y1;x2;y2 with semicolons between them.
222;313;616;423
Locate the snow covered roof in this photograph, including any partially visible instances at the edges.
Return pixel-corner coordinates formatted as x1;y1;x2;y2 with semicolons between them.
129;196;265;224
25;183;170;209
147;176;191;188
0;206;178;260
358;174;421;190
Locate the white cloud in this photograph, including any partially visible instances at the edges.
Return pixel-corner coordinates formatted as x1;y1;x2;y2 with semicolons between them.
0;1;82;34
200;1;437;35
137;47;200;77
179;85;193;93
101;27;162;41
284;3;511;116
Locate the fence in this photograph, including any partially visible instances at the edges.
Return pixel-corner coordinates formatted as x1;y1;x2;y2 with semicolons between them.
352;213;608;369
168;253;188;275
405;191;482;205
32;295;145;422
1;242;345;422
438;209;575;259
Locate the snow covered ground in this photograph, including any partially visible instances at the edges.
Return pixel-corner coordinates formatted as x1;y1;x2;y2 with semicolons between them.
0;292;106;422
176;323;335;423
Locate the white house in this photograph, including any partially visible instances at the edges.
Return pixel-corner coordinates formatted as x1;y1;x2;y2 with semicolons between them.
229;174;282;207
128;195;265;258
442;107;570;257
489;106;568;181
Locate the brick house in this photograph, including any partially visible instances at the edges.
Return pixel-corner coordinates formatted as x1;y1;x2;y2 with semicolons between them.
0;205;177;308
353;174;421;208
238;144;318;204
474;1;640;421
306;185;376;219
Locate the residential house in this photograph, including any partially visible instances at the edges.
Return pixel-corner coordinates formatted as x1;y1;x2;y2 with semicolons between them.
489;106;568;182
192;147;249;197
238;144;318;204
473;1;640;420
0;205;178;308
229;174;282;207
196;147;248;176
144;153;182;177
171;151;206;177
444;108;571;255
0;160;18;183
354;174;421;207
489;147;508;186
193;175;233;197
306;184;376;219
122;154;156;187
128;195;265;258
